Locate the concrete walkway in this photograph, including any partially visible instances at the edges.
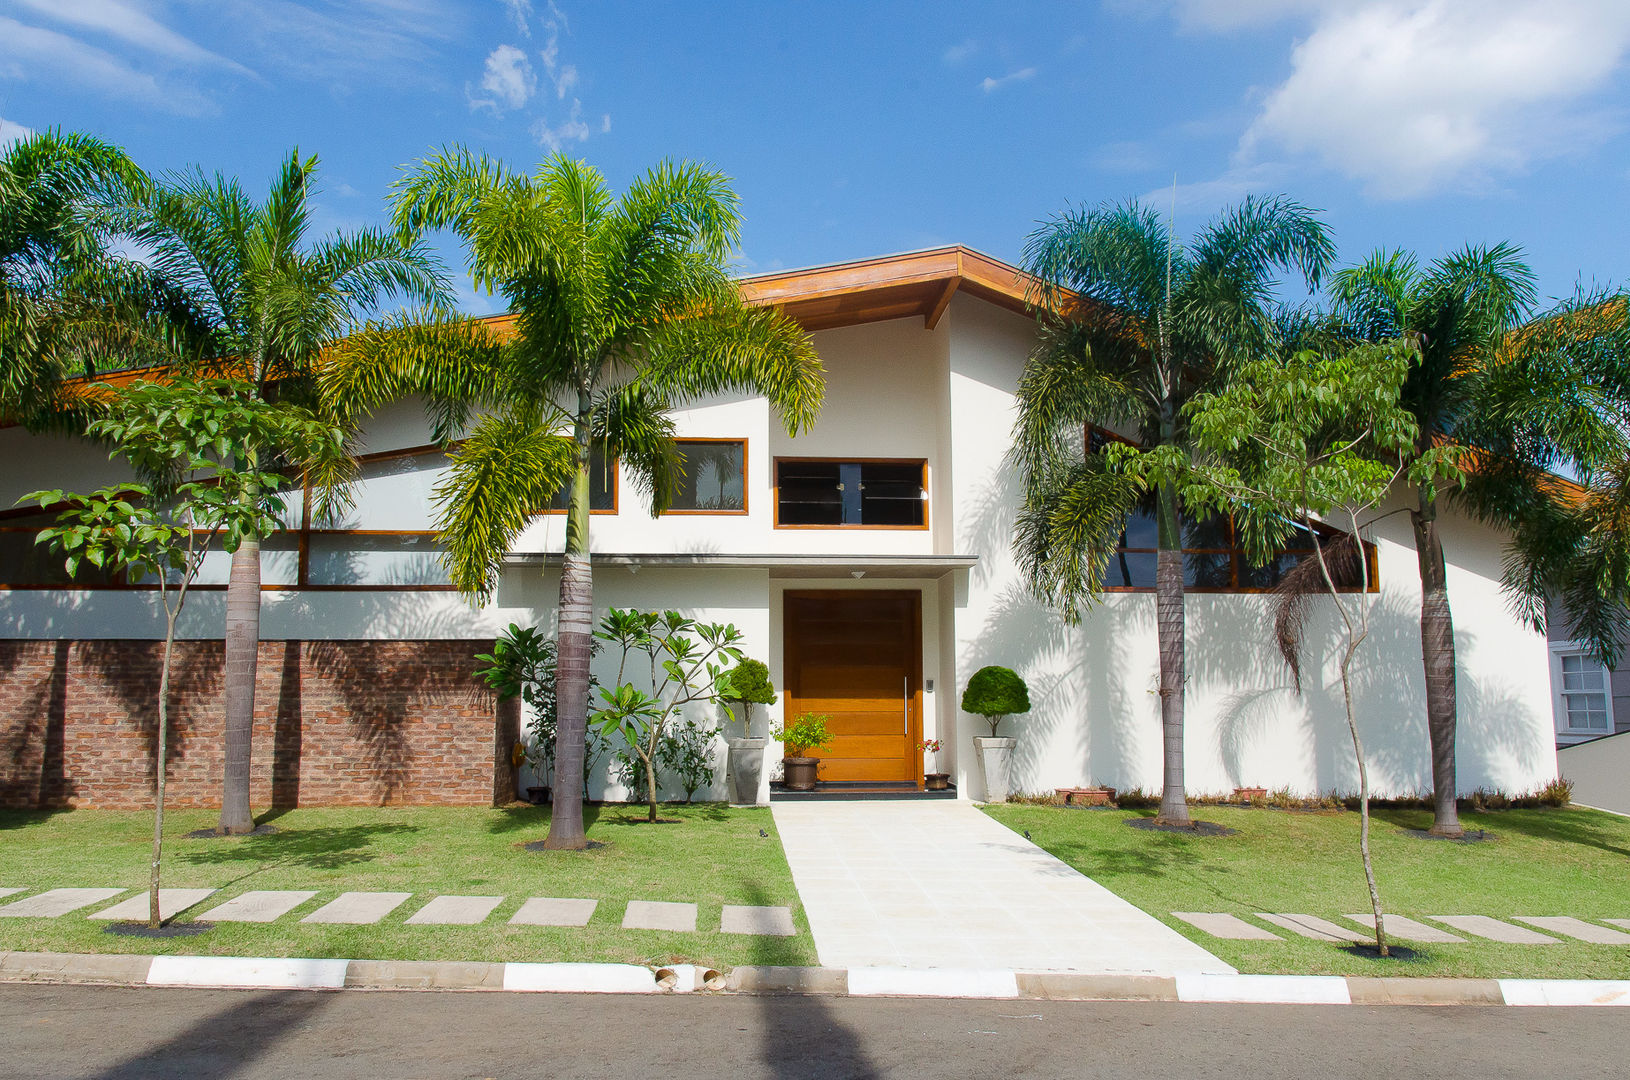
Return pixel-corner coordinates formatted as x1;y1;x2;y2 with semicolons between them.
771;800;1234;975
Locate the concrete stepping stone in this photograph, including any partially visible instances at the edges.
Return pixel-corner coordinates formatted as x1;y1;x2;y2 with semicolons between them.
0;889;22;901
1602;919;1630;932
1343;913;1465;944
405;896;503;926
509;897;597;927
622;900;697;932
300;892;412;925
721;904;796;937
1257;913;1369;943
1429;915;1560;944
0;888;124;918
89;890;217;921
1514;916;1630;945
198;891;318;923
1172;912;1281;941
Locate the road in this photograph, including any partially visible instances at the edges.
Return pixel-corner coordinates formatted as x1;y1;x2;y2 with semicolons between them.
0;984;1621;1079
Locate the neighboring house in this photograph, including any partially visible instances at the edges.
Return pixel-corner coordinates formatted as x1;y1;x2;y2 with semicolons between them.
1545;599;1630;749
0;246;1562;808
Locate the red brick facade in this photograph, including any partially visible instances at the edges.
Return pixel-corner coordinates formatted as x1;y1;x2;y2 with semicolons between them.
0;639;503;810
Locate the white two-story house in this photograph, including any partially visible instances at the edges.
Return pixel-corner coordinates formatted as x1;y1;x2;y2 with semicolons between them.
0;246;1562;808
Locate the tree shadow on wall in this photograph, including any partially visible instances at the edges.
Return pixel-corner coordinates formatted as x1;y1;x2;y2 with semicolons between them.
0;640;75;809
73;638;225;795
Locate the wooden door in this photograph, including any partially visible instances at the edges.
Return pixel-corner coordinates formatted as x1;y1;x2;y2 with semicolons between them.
784;591;921;785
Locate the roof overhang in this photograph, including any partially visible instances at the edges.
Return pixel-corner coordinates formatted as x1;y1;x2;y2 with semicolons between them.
502;552;978;579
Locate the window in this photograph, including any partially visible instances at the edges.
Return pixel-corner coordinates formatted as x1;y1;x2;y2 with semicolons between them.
1555;647;1613;734
1098;508;1374;593
668;440;746;513
775;459;927;528
545;447;617;513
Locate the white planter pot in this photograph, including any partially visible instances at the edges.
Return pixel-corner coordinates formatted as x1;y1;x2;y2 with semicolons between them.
727;737;768;807
974;736;1016;803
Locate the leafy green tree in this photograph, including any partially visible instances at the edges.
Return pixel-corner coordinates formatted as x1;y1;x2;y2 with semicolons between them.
1154;338;1463;956
119;150;451;834
23;377;329;927
960;665;1032;738
322;151;822;849
1014;196;1334;825
1331;248;1630;837
592;609;744;821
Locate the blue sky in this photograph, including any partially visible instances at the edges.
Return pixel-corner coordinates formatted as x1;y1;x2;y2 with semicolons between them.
3;0;1628;314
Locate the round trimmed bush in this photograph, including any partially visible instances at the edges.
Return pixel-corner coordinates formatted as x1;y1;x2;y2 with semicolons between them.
961;666;1031;737
719;659;776;706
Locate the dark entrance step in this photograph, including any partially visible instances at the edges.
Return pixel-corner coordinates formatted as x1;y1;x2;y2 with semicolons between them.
769;781;958;802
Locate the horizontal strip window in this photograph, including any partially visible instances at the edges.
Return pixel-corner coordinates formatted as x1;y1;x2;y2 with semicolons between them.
775;459;928;529
544;447;617;514
307;534;451;587
667;439;746;514
1098;511;1376;593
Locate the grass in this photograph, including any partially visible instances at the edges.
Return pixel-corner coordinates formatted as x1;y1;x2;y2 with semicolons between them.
0;803;817;969
983;803;1630;980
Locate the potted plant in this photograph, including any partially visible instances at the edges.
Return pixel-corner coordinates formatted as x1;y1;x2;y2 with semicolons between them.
961;666;1031;803
773;713;833;792
718;658;777;806
918;738;949;790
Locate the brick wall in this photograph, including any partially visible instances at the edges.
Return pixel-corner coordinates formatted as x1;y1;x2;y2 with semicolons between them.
0;639;501;810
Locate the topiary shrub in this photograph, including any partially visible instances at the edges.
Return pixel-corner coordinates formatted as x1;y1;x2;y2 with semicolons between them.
719;659;776;716
961;665;1031;737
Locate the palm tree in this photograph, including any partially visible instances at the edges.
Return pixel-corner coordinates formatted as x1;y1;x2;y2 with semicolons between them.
1014;196;1334;826
124;150;452;834
1332;247;1630;837
322;151;823;850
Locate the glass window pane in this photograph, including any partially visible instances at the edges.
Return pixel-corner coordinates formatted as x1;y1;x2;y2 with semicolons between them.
1237;551;1303;590
1184;551;1233;588
1183;514;1230;551
0;528;117;586
857;462;924;527
306;534;451;586
1099;551;1156;589
777;461;843;525
179;535;300;587
1121;507;1158;549
325;451;451;531
545;447;616;512
671;441;744;511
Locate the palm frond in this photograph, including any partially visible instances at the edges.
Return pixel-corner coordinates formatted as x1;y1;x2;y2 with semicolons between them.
1012;459;1141;620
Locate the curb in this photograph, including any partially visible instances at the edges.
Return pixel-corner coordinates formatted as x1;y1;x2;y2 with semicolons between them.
2;952;1628;1006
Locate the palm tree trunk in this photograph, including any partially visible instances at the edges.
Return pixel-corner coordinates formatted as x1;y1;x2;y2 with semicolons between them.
544;408;595;850
217;540;260;835
1153;481;1190;825
1411;492;1462;838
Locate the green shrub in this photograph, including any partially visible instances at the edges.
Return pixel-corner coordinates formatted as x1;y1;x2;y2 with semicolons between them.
773;713;833;757
961;665;1031;736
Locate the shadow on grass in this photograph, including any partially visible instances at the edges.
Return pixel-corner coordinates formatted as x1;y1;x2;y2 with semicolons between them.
0;809;78;832
1452;807;1630;859
175;823;423;871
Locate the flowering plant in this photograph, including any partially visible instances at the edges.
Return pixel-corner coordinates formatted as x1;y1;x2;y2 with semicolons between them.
916;738;941;772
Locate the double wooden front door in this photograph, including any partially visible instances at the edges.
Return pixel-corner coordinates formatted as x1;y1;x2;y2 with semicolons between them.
783;591;921;785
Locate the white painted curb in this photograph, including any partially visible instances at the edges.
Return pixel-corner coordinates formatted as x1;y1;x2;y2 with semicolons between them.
1177;973;1351;1005
1499;979;1630;1006
847;968;1020;999
502;962;658;994
146;956;349;990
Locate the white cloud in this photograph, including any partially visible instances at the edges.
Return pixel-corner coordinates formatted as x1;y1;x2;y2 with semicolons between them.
1234;1;1630;199
11;0;255;77
500;0;533;37
0;117;35;147
1132;0;1337;32
477;43;535;110
979;67;1036;93
531;98;591;151
1138;162;1290;212
217;0;454;87
0;15;212;114
942;39;978;64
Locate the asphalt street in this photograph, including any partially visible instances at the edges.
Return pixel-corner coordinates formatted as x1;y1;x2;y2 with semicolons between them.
0;984;1622;1079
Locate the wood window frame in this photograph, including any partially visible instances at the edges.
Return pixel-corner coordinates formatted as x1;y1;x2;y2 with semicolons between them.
772;457;930;531
663;437;749;516
1097;515;1379;596
538;447;620;517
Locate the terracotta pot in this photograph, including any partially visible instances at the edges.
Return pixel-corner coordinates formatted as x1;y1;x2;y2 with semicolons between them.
783;757;819;792
1234;786;1267;803
924;772;950;791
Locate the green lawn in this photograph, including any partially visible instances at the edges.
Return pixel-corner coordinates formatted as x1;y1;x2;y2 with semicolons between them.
983;804;1630;980
0;804;816;969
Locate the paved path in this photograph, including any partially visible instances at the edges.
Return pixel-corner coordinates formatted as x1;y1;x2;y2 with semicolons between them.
771;800;1234;974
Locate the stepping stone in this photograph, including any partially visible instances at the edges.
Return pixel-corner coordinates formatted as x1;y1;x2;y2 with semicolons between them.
622;900;697;932
300;892;412;925
0;889;125;918
509;897;597;927
1429;915;1560;944
198;891;318;923
1172;912;1281;941
405;896;503;926
1257;913;1370;943
89;890;217;921
721;904;797;937
0;889;21;900
1514;917;1630;945
1343;913;1465;944
1603;919;1630;932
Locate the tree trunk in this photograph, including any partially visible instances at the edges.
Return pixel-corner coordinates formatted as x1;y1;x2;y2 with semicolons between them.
150;625;175;930
1411;493;1462;838
543;409;595;850
1153;481;1190;826
646;738;660;823
217;540;260;835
